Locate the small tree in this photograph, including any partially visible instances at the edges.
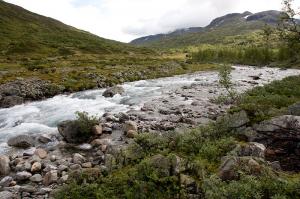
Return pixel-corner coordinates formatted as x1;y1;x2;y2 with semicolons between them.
278;0;300;62
217;65;238;104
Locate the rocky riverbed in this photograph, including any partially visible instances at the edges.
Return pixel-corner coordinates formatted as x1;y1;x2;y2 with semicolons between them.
0;66;300;198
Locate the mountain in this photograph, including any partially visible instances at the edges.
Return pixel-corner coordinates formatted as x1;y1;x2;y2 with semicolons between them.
130;10;285;48
0;0;147;58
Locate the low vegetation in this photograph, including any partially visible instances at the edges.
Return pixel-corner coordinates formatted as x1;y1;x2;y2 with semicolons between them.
54;74;300;199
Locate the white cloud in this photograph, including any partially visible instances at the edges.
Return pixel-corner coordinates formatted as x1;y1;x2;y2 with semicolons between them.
4;0;298;42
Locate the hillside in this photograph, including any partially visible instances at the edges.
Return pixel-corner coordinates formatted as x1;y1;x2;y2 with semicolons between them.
0;0;217;103
130;10;285;48
0;0;147;58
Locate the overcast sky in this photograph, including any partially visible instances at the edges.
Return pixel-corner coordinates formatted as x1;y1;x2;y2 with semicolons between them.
4;0;300;42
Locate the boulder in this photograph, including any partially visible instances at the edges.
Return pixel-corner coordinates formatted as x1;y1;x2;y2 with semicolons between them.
222;111;250;128
218;156;239;181
16;171;32;181
253;115;300;171
233;142;266;158
218;156;263;181
57;120;90;143
124;121;138;133
0;155;10;176
0;176;13;187
43;170;58;186
34;148;47;159
38;134;52;143
7;135;34;148
0;191;14;199
117;112;130;123
30;174;43;183
31;162;42;173
148;154;171;177
73;153;86;164
102;86;125;97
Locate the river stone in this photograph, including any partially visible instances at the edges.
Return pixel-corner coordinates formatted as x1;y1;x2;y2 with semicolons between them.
0;155;10;176
30;174;42;182
124;121;138;133
16;171;32;181
31;162;42;173
43;170;58;186
73;153;86;164
0;191;14;199
102;86;125;97
34;148;47;159
38;134;52;144
0;176;13;187
7;135;34;148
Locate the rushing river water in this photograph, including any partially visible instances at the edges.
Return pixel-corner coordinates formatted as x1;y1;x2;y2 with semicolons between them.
0;66;300;153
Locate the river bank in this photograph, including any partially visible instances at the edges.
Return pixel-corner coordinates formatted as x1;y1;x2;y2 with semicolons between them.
0;66;300;198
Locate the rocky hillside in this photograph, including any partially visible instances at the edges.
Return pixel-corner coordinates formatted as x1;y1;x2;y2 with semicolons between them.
0;0;146;58
130;10;290;48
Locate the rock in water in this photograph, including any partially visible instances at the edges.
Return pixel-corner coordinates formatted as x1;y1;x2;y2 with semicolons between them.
7;135;34;148
57;120;90;143
102;86;124;97
0;155;10;176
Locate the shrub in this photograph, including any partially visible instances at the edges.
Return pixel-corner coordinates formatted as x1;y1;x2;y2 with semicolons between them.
74;111;98;140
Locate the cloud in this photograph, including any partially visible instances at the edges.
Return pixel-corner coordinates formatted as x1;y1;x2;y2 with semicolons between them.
4;0;296;42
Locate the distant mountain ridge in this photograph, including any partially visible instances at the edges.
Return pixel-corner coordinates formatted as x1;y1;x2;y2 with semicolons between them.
130;10;295;48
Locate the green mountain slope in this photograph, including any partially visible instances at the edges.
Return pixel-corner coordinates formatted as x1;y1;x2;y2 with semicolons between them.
0;0;145;57
130;11;284;49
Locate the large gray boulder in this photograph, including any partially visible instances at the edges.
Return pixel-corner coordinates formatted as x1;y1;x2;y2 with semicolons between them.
0;155;10;176
57;120;90;143
102;86;124;97
7;135;34;148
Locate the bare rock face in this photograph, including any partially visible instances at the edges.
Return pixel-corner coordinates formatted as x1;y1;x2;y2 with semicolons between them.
92;125;102;135
102;86;125;98
7;135;34;148
0;155;10;176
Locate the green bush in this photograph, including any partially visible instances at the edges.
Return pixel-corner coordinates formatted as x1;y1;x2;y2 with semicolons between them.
74;111;98;140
